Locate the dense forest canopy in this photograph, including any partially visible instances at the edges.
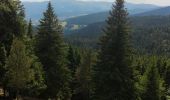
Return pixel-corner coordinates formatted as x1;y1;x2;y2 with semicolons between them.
0;0;170;100
65;15;170;55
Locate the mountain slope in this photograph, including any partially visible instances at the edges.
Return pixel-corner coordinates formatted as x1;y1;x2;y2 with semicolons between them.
135;6;170;16
66;12;109;25
23;0;159;20
65;16;170;54
65;6;170;26
67;15;170;36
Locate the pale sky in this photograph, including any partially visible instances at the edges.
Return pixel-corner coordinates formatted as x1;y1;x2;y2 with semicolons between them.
21;0;48;2
21;0;170;6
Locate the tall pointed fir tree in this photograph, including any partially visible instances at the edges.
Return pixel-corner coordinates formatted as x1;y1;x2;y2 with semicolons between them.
24;21;46;97
93;0;136;100
35;2;71;99
27;19;33;39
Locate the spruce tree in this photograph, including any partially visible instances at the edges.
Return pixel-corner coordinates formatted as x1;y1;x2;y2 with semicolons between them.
93;0;136;100
5;38;34;99
36;2;71;99
0;0;26;53
73;51;93;100
67;46;81;99
165;65;170;94
27;19;33;39
67;46;81;76
0;0;26;36
140;58;163;100
10;0;26;37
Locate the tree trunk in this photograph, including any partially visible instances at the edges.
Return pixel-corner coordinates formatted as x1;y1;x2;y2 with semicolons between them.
16;90;20;100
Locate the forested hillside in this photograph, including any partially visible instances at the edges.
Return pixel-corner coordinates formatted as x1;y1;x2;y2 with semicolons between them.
65;16;170;55
0;0;170;100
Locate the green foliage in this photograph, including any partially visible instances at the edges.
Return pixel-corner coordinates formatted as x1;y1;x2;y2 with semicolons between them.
0;43;7;83
67;45;81;99
0;0;27;54
1;0;170;99
22;36;46;97
93;0;136;100
5;38;34;93
24;55;46;97
27;19;33;39
66;15;170;56
163;59;170;96
139;57;166;100
36;2;71;99
133;56;167;100
78;51;94;100
72;50;95;100
67;46;81;76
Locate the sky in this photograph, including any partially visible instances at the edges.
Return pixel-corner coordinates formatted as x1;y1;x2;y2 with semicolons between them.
21;0;170;6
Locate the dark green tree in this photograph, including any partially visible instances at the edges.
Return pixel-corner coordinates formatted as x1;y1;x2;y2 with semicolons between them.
73;51;94;100
67;46;81;76
21;28;46;97
5;38;34;99
140;57;165;100
23;55;46;97
67;46;81;99
0;0;26;53
36;2;71;99
0;43;7;84
27;19;33;39
93;0;136;100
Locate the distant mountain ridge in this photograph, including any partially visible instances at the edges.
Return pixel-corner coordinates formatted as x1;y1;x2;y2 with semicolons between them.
22;0;159;21
135;6;170;16
65;6;170;26
64;6;170;37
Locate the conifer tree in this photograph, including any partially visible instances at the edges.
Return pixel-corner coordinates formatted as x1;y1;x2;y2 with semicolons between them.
22;26;46;97
10;0;26;37
140;58;164;100
0;43;6;83
67;46;81;99
0;0;26;53
5;38;34;99
23;55;46;97
67;46;81;76
73;51;93;100
93;0;136;100
165;64;170;94
27;19;33;39
36;2;71;99
23;35;46;97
